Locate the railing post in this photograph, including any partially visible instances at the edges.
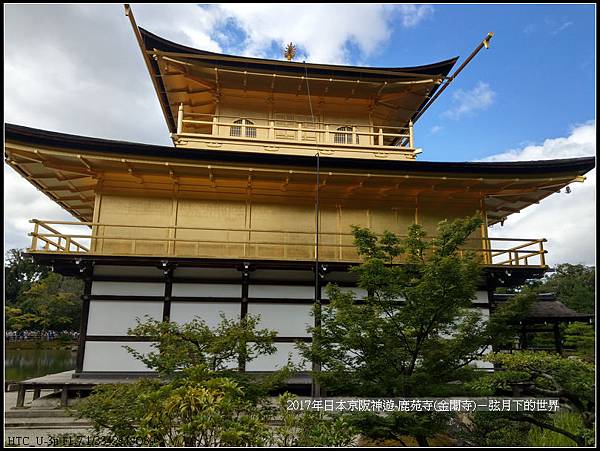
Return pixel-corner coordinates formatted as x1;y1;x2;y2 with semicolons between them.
65;237;72;253
213;115;219;136
297;122;302;142
352;126;357;144
177;103;183;135
31;220;39;251
540;240;546;266
409;120;414;149
379;128;384;146
325;124;330;143
269;120;275;140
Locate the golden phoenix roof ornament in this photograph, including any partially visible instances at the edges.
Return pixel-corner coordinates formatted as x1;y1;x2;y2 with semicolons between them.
284;42;297;61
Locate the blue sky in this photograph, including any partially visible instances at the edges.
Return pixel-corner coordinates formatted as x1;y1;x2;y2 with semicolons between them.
399;4;596;161
202;4;596;162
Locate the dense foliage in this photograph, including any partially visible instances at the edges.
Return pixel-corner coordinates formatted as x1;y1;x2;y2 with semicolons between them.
524;263;595;314
74;316;356;446
5;249;82;331
472;351;595;446
298;216;531;444
125;314;278;376
300;216;504;398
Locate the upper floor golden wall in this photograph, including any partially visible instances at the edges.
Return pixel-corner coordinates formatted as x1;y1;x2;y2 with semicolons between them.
173;97;417;160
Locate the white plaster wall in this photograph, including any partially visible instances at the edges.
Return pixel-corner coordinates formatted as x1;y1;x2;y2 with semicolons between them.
173;267;240;280
93;265;164;278
87;300;164;335
91;281;164;296
245;342;310;371
83;341;155;372
249;285;315;299
321;286;368;300
169;301;241;328
171;283;241;298
247;303;313;337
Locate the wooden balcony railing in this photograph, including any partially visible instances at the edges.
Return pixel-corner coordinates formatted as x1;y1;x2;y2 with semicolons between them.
28;219;547;268
174;107;418;156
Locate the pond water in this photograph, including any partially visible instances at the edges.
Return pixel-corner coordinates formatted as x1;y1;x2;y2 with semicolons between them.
5;347;77;382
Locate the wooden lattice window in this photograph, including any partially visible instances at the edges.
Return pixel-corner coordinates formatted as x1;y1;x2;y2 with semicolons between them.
230;119;257;138
334;126;358;144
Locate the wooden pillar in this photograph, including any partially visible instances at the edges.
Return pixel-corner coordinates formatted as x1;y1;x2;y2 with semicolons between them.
520;324;528;350
238;266;250;372
162;266;174;322
61;387;69;407
33;387;41;400
311;264;323;398
553;323;563;354
16;386;26;408
75;267;93;374
31;220;39;251
177;103;183;134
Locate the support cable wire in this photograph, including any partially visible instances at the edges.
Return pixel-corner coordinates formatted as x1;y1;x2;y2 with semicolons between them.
304;61;318;284
306;61;321;397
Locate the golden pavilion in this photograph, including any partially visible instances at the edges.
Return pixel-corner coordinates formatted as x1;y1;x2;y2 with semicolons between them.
4;6;594;389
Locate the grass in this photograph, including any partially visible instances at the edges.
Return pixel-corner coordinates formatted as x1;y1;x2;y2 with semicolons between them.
527;412;583;447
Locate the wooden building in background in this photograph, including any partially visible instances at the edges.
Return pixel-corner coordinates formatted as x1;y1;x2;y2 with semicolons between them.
4;9;595;388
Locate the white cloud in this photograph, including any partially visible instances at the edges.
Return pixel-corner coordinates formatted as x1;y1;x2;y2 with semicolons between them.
4;4;435;255
132;4;224;53
552;21;573;34
133;4;434;65
3;165;80;252
396;4;435;28
4;4;171;144
4;4;433;144
480;121;596;266
430;125;443;134
212;4;425;64
442;81;495;120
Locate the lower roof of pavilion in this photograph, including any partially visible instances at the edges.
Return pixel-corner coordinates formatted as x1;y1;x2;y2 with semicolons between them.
4;123;595;226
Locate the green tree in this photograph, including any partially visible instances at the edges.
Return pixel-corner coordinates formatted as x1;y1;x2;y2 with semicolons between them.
17;272;82;331
4;306;45;331
76;368;273;447
474;351;595;446
299;215;518;445
74;316;355;447
456;411;531;447
273;392;357;447
4;249;82;332
300;216;492;398
125;314;278;376
4;248;49;306
530;264;595;314
563;322;595;362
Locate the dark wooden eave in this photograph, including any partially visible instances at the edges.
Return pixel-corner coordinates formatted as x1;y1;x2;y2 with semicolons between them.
5;123;595;176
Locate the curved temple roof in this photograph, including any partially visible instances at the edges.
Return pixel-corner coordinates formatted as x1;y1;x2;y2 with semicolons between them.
4;123;595;226
131;23;458;134
139;26;459;80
